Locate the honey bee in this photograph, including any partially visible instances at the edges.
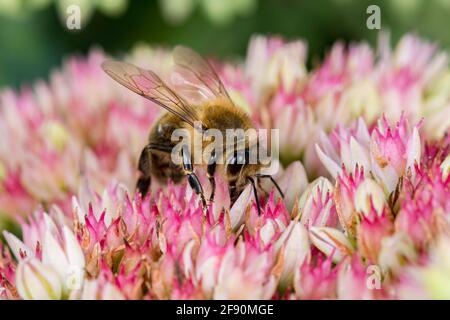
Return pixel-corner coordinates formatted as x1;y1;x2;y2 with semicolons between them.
102;46;283;214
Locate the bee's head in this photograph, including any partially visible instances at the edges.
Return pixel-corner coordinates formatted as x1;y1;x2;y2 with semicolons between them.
225;144;268;184
224;144;283;214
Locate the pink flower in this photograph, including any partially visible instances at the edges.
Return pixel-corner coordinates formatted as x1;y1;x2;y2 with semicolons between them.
245;35;307;97
211;239;279;300
274;221;310;291
316;115;421;193
337;255;386;299
378;34;448;126
75;273;125;300
371;115;421;181
267;90;318;166
309;226;354;263
299;177;339;228
305;41;375;104
294;255;338;299
356;210;394;264
0;242;17;300
395;161;450;249
334;165;365;234
3;209;85;298
192;229;230;297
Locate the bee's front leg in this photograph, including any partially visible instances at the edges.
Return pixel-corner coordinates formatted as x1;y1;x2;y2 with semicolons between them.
247;177;262;216
181;145;208;213
207;150;217;203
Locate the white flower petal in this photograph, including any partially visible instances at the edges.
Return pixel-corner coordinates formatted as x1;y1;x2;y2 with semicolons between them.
354;178;386;217
406;127;421;171
316;144;342;179
350;137;370;170
62;225;85;269
275;221;310;288
310;226;353;263
229;184;252;229
441;154;450;180
3;231;34;261
43;230;70;282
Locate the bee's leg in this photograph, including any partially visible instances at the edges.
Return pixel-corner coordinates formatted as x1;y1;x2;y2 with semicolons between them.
207;150;216;203
255;174;285;198
181;145;208;211
247;177;262;216
136;143;173;197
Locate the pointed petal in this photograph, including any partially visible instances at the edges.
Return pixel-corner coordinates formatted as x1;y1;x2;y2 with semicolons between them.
3;231;34;260
43;230;69;281
229;184;253;229
315;144;342;179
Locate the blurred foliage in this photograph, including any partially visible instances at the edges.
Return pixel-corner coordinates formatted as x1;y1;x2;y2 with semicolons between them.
0;0;450;88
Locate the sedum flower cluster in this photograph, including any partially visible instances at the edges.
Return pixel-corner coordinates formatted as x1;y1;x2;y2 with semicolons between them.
1;34;450;299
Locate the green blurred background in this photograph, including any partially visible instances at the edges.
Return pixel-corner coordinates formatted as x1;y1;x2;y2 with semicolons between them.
1;0;450;89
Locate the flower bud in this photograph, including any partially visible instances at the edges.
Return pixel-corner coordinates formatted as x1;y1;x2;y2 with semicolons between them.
16;258;62;300
229;184;252;229
42;226;85;292
298;177;334;223
334;165;365;235
274;221;310;289
378;233;417;274
78;279;125;300
303;196;337;229
309;227;353;263
275;161;308;212
354;178;386;217
356;215;394;263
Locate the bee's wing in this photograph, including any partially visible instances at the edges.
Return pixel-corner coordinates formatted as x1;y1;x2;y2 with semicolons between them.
171;46;234;105
102;60;200;127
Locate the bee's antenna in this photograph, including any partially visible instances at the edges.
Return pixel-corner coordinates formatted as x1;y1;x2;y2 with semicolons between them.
256;174;284;198
247;177;262;216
